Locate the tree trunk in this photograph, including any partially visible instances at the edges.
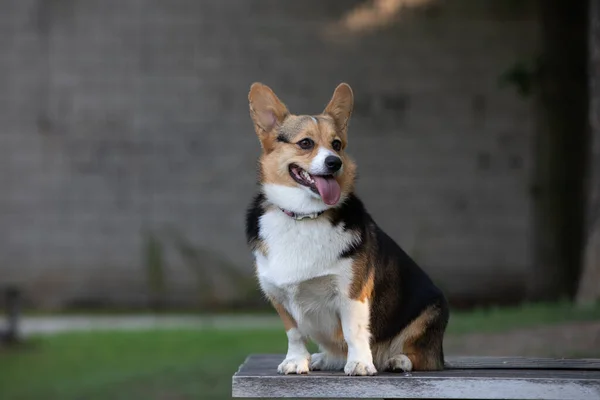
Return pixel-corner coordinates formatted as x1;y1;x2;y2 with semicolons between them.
529;0;589;300
577;0;600;304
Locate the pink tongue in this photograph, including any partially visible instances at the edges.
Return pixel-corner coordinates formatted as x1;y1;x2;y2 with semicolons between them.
313;175;341;205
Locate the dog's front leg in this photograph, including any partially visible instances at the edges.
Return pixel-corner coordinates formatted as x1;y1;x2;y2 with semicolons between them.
272;302;310;375
340;299;377;376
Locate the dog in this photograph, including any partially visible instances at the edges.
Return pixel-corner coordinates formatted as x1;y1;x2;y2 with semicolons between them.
245;82;449;376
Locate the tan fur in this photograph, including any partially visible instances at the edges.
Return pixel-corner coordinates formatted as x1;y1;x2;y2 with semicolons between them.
255;240;268;257
272;300;298;332
348;252;375;303
248;82;447;374
249;83;357;197
348;250;444;370
258;116;356;192
372;305;444;370
248;237;268;257
316;318;348;358
324;83;354;134
400;305;445;370
248;83;289;151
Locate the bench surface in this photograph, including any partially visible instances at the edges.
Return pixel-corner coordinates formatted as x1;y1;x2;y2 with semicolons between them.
232;354;600;399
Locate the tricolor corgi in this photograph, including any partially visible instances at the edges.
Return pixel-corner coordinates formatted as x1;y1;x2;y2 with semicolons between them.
245;83;449;376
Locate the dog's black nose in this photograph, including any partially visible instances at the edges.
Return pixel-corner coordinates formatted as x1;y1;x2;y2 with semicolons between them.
325;156;342;173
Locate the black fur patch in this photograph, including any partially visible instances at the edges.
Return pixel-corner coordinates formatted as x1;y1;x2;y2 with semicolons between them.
276;134;289;143
368;227;447;343
245;192;265;249
340;240;364;259
330;194;368;258
330;194;447;344
245;190;448;350
329;194;367;231
409;300;449;367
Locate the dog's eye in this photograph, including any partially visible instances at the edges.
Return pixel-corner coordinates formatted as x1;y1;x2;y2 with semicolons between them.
332;140;342;152
297;138;314;150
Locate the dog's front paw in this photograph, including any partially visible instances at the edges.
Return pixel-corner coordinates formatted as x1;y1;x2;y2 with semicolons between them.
344;360;377;376
310;352;345;371
278;357;310;375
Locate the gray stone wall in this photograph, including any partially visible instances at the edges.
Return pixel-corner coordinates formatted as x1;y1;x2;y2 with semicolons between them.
0;0;538;309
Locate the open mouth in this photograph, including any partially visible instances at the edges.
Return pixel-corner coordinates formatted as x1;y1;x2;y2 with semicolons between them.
289;164;341;206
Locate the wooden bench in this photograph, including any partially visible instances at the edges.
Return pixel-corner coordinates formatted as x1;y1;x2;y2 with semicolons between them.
232;354;600;399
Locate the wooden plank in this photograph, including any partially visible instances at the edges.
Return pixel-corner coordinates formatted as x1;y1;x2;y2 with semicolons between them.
232;354;600;399
445;356;600;370
236;354;600;375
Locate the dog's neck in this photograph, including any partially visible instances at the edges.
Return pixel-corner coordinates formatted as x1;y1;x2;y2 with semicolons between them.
261;183;332;217
279;208;325;221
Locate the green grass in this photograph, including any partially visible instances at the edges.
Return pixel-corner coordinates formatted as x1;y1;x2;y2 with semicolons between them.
0;329;286;400
448;300;600;335
1;301;599;400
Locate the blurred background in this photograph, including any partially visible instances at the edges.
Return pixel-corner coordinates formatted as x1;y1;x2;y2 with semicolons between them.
0;0;599;399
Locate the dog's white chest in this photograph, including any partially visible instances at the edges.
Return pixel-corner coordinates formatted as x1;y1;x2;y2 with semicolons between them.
256;209;356;287
255;209;357;336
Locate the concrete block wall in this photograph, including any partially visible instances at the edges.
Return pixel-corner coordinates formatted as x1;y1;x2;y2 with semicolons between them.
0;0;538;309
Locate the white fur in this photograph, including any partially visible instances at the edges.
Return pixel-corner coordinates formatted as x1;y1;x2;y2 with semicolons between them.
256;206;358;289
340;299;377;375
372;328;412;370
263;183;343;215
277;327;310;374
256;203;371;374
310;147;339;175
310;352;346;371
386;354;413;372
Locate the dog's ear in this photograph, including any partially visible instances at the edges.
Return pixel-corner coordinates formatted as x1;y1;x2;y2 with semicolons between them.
248;83;289;140
324;83;354;134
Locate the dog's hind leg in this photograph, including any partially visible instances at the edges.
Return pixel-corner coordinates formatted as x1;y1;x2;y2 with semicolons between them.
378;302;449;372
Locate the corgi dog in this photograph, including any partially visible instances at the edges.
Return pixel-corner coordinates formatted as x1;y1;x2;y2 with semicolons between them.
245;83;449;376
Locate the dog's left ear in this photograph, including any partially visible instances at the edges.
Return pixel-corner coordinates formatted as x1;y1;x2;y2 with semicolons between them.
324;83;354;134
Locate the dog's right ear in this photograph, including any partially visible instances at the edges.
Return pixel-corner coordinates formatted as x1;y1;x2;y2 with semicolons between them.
248;83;289;141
